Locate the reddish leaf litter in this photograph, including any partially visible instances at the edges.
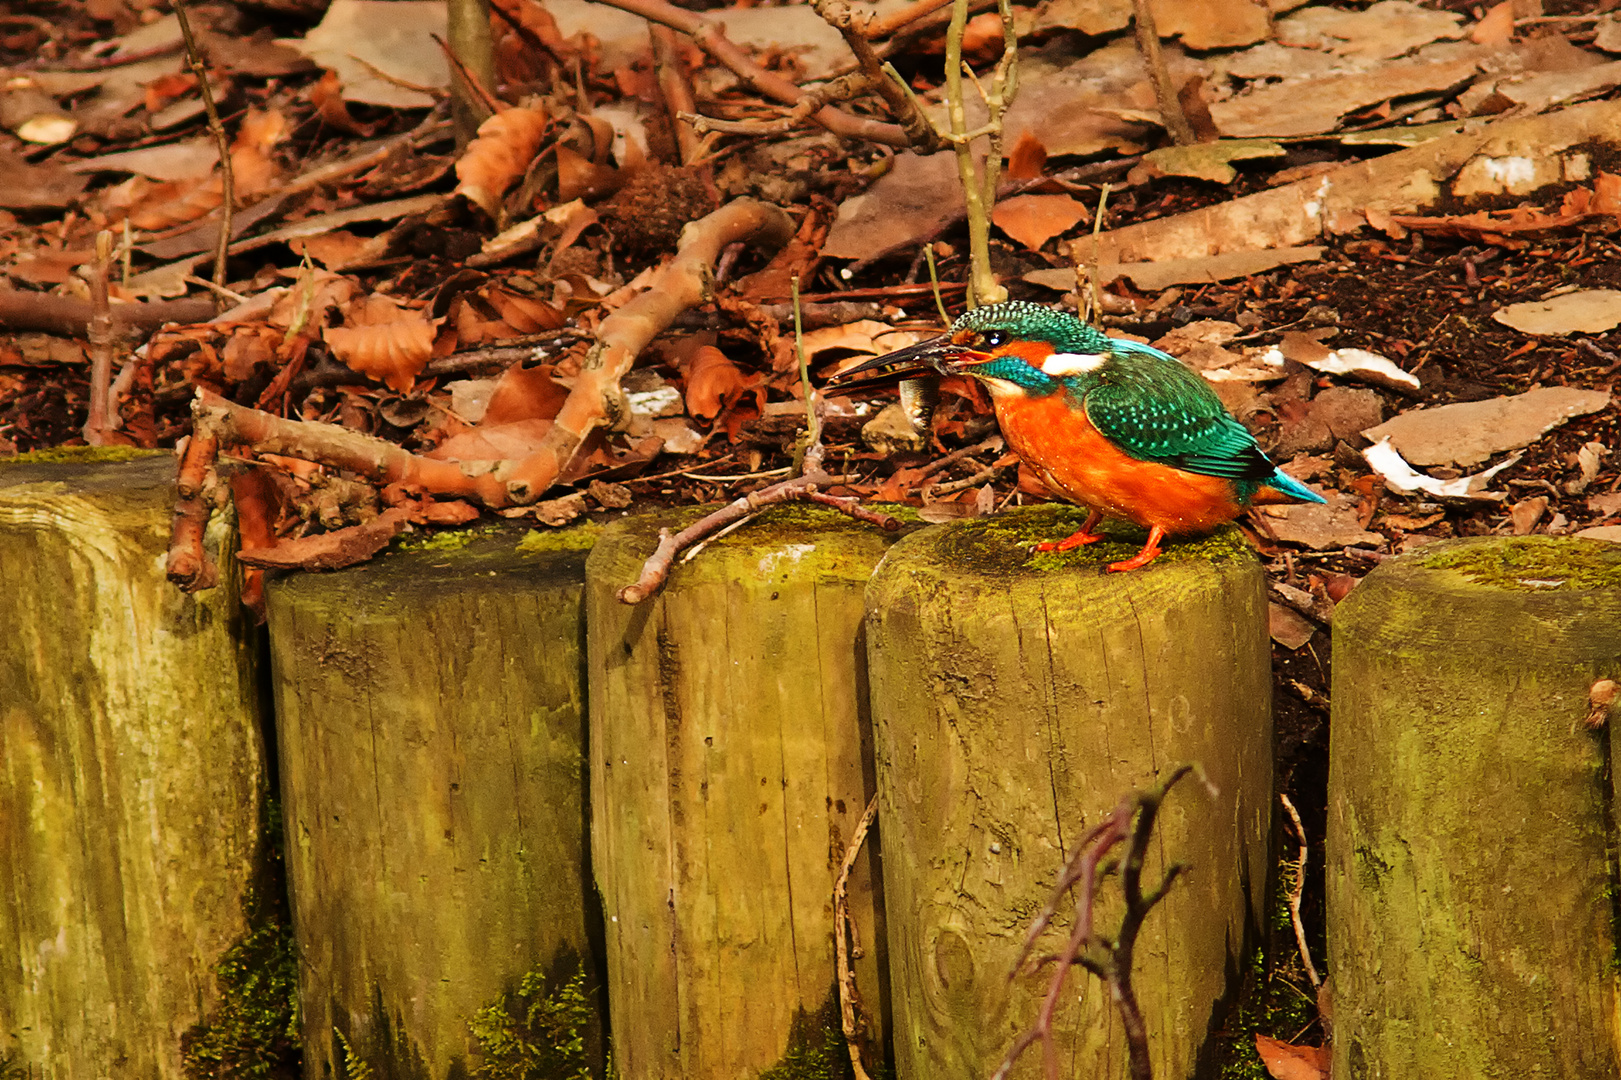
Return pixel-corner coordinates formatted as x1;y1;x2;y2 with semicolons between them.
4;0;1621;1070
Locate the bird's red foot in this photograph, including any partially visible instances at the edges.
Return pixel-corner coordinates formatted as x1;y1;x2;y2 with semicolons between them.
1034;529;1104;553
1034;510;1107;553
1105;526;1166;573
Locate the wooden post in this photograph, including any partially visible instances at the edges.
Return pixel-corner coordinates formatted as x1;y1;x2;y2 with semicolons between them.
1327;536;1621;1078
862;506;1273;1079
586;506;908;1079
265;527;600;1079
0;451;266;1080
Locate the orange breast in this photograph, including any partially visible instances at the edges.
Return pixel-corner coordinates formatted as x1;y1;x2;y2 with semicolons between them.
995;392;1244;536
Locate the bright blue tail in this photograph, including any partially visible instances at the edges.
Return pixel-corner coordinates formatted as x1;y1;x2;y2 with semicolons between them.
1265;470;1327;504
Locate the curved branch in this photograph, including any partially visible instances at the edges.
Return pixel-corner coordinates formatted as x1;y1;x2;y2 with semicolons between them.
587;0;911;147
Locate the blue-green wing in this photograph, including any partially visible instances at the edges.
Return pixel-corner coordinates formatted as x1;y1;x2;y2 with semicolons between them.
1080;342;1275;482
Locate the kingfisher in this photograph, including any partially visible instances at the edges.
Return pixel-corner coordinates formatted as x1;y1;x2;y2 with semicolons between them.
831;300;1326;572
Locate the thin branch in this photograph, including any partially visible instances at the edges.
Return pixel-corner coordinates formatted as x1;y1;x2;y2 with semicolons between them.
165;200;797;589
617;478;900;603
171;0;233;302
812;0;943;151
1130;0;1195;146
834;794;879;1080
994;765;1203;1080
1279;794;1322;989
589;0;911;146
864;0;956;39
683;73;869;138
82;230;116;446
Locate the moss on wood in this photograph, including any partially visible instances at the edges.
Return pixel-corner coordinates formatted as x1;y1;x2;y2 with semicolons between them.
181;803;300;1080
1328;536;1621;1078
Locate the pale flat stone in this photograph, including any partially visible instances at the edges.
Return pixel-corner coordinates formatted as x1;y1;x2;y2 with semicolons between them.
1362;386;1612;467
1494;290;1621;335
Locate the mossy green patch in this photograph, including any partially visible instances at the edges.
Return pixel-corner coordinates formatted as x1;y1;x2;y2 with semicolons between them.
926;503;1254;578
467;956;595;1080
1212;879;1321;1080
181;802;301;1080
759;994;853;1080
1416;536;1621;591
516;521;604;554
3;445;161;465
395;524;501;553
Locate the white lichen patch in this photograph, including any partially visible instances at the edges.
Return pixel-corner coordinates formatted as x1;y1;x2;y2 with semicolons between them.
758;543;815;574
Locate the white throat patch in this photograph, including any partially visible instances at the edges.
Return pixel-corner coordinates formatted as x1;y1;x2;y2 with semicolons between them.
1040;352;1107;377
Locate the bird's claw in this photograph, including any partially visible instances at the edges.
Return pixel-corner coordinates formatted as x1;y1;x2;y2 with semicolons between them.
1033;530;1104;553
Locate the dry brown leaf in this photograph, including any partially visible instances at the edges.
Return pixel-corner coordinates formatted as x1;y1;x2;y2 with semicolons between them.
120;106;287;228
307;68;375;136
823;151;965;262
290;230;372;270
484;286;565;333
428;418;554;461
1152;0;1270;50
1006;132;1048;180
221;326;283;382
1470;1;1514;46
1277;0;1465;59
268;270;358;331
450;296;513;347
454;105;550;219
684;345;753;420
484;363;569;424
324;295;437;392
1254;1035;1327;1080
992;193;1089;250
556;143;620;203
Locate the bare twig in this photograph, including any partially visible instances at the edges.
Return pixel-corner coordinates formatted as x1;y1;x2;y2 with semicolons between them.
617;273;897;602
683;73;869;138
617;473;899;603
834;794;879;1080
812;0;943;151
588;0;911;146
1279;794;1322;990
82;231;116;446
171;0;233;302
167;430;221;592
1130;0;1194;146
432;30;501;122
994;765;1203;1080
864;0;956;38
942;0;1016;306
922;463;1003;497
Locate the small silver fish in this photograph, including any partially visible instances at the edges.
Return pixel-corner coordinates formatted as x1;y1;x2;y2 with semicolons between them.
898;376;939;437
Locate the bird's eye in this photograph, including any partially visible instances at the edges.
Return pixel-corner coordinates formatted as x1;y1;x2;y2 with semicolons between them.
982;330;1004;348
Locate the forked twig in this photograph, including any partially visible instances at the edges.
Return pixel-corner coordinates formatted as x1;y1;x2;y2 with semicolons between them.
993;765;1206;1080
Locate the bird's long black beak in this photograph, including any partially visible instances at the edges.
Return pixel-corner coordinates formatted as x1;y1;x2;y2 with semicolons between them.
826;333;973;391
